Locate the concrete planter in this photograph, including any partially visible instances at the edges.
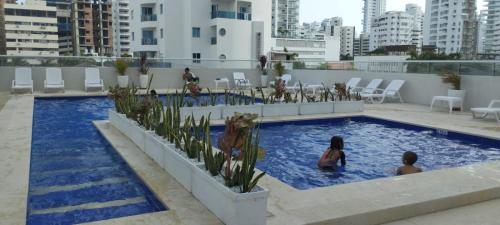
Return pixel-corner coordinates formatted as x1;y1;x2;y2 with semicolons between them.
299;102;334;115
262;103;300;117
333;101;364;113
192;165;269;225
222;104;263;118
181;106;222;120
144;131;169;168
139;74;149;88
162;143;203;192
108;110;146;151
117;75;129;88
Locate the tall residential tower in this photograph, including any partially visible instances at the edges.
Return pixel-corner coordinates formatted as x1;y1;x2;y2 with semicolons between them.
484;0;500;55
272;0;300;38
362;0;386;34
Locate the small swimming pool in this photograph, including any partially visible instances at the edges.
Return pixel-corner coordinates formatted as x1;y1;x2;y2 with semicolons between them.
211;116;500;190
29;97;165;225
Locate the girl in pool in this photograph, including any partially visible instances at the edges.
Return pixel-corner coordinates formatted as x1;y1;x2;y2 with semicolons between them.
318;136;346;170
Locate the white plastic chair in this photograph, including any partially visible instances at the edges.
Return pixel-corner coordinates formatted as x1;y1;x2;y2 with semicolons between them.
471;100;500;123
361;80;405;104
233;72;251;90
11;67;33;93
345;77;362;93
85;68;104;92
44;68;65;92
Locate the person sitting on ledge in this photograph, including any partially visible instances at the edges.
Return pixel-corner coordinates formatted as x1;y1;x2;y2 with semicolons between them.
182;67;199;83
396;151;423;176
150;89;158;99
318;136;346;170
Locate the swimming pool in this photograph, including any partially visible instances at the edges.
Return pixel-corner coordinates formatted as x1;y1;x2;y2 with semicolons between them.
211;116;500;190
28;97;165;225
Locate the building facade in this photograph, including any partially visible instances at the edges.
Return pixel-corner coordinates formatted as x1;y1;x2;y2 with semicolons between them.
72;0;113;56
423;0;477;57
369;9;422;52
271;36;340;66
46;0;73;55
0;0;6;55
354;33;370;56
129;0;272;67
362;0;386;34
405;3;424;52
112;0;130;56
272;0;300;38
4;0;59;56
484;0;500;55
340;26;355;56
321;17;343;36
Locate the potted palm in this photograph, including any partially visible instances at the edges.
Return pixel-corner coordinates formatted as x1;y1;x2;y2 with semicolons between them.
259;55;268;87
440;71;465;99
274;61;285;79
115;59;129;88
139;55;150;89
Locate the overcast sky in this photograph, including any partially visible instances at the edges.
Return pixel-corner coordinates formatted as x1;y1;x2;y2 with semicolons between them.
301;0;487;30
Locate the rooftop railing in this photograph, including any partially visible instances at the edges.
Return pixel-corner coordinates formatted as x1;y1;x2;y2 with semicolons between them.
0;55;498;76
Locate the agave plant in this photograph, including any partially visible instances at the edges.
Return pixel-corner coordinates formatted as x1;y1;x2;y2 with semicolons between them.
218;113;258;178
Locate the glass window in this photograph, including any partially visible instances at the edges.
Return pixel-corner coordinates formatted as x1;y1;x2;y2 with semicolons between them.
160;4;163;14
192;53;201;63
160;29;163;38
192;27;200;38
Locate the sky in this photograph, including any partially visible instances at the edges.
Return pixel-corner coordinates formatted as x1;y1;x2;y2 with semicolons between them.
301;0;487;30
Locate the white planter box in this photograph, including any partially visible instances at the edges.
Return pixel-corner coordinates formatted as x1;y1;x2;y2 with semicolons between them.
181;106;222;120
139;74;149;88
117;75;129;88
162;144;203;192
222;104;263;118
192;165;269;225
144;131;169;168
262;103;299;117
108;109;146;151
299;102;334;115
333;101;364;113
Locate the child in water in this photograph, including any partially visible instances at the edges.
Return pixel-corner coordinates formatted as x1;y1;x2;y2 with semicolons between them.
396;151;423;175
318;136;346;170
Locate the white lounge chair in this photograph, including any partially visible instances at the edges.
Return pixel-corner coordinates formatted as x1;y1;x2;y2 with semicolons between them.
361;80;405;104
358;78;383;95
85;68;104;92
471;100;500;123
430;90;466;114
44;68;65;92
270;74;292;87
233;72;251;90
11;67;33;93
345;77;362;93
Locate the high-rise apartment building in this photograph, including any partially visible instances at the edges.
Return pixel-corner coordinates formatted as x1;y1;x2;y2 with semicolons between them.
46;0;73;55
484;0;500;55
354;33;370;56
130;0;272;65
272;0;300;38
369;5;424;52
340;26;355;56
406;3;424;52
4;0;59;56
73;0;113;56
321;17;343;36
112;0;130;56
477;10;487;54
423;0;477;57
0;0;6;55
362;0;386;34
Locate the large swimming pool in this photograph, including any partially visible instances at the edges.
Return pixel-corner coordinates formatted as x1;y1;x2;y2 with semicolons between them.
29;97;165;225
211;117;500;190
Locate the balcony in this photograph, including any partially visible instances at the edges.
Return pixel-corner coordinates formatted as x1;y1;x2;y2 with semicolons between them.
211;11;235;19
141;14;157;22
142;38;157;45
237;12;251;20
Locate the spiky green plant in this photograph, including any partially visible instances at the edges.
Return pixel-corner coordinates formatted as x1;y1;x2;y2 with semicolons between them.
202;125;224;176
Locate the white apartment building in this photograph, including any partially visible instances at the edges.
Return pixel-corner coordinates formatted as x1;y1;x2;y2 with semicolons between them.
477;10;487;54
129;0;272;67
369;11;414;51
271;36;340;66
363;0;386;34
321;17;343;36
484;0;500;55
406;3;424;52
112;0;131;56
340;26;355;56
423;0;477;56
354;33;370;56
272;0;300;38
4;0;59;56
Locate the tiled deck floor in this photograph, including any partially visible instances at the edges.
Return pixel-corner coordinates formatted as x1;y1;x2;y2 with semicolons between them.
1;92;500;225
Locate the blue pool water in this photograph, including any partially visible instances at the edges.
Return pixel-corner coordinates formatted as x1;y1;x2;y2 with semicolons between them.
29;97;166;225
211;117;500;190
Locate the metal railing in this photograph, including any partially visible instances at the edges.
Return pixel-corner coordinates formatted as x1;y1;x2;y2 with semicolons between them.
0;55;498;76
141;38;157;45
141;14;157;22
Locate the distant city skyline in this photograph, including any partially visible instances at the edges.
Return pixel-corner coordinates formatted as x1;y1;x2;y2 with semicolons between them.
301;0;486;32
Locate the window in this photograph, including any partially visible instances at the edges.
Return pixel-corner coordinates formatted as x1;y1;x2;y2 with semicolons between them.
132;32;134;41
192;27;200;38
160;4;163;14
219;28;226;36
192;53;201;63
160;29;163;38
